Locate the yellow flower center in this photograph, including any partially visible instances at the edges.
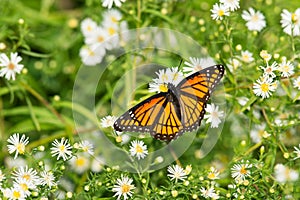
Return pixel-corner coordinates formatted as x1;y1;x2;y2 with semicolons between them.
111;16;118;23
8;62;15;70
16;143;26;154
13;190;21;198
260;83;269;92
207;173;216;179
135;145;143;153
108;27;116;35
23;174;30;181
240;166;248;175
251;14;259;22
75;157;86;167
218;10;225;17
159;84;168;92
282;65;290;72
291;13;298;23
20;183;28;191
243;55;249;62
97;36;104;42
59;145;66;152
121;184;131;193
87;25;92;32
88;49;95;56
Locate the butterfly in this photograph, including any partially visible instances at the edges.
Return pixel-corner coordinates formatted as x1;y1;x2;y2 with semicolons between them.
113;65;225;142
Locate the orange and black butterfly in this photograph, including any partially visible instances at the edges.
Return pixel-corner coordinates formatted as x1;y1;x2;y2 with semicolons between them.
114;65;225;142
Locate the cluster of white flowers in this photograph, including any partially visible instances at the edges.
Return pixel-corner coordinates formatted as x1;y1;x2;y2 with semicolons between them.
0;166;57;199
274;163;299;183
211;0;240;20
0;52;24;81
280;8;300;36
242;7;266;32
80;9;128;66
253;50;296;99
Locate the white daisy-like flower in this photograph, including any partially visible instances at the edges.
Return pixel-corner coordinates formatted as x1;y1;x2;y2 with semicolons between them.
78;140;94;155
39;170;57;188
260;50;272;62
129;140;148;160
69;154;90;174
220;0;240;11
200;187;219;199
204;104;224;128
231;160;252;181
261;61;279;78
293;145;300;160
0;52;24;81
13;178;35;197
278;59;294;77
207;167;220;180
227;58;241;72
12;166;40;186
211;3;230;21
102;0;126;9
183;57;216;75
7;133;29;159
242;7;266;32
240;50;254;63
293;77;300;90
112;175;135;200
80;18;98;37
84;26;111;49
103;9;122;25
148;67;184;93
5;186;26;200
280;8;300;36
250;123;271;143
253;76;278;99
274;164;299;183
79;45;106;66
167;165;187;182
100;115;117;128
50;138;73;161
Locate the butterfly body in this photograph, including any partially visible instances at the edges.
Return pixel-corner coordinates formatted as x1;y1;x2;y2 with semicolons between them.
114;65;225;142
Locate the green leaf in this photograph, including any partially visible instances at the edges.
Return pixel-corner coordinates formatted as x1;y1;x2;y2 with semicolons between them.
143;9;173;24
241;96;258;112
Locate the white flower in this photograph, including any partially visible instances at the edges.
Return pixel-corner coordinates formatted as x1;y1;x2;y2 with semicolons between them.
12;166;40;186
112;175;135;200
274;164;299;183
293;144;300;160
100;115;117;128
204;104;224;128
148;67;184;93
103;9;123;25
13;178;35;197
129;140;148;160
211;3;230;21
280;9;300;36
81;18;98;37
78;140;94;155
4;187;26;200
231;160;252;181
102;0;126;9
220;0;240;11
39;170;57;188
250;123;271;143
260;50;272;62
91;156;105;173
207;167;220;180
183;57;216;75
167;165;187;182
50;138;73;161
253;77;277;99
240;50;254;63
261;62;279;78
278;59;294;77
69;154;90;174
7;133;29;159
227;58;241;71
84;26;111;50
200;187;219;199
79;45;105;66
0;52;24;81
293;77;300;90
242;7;266;32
